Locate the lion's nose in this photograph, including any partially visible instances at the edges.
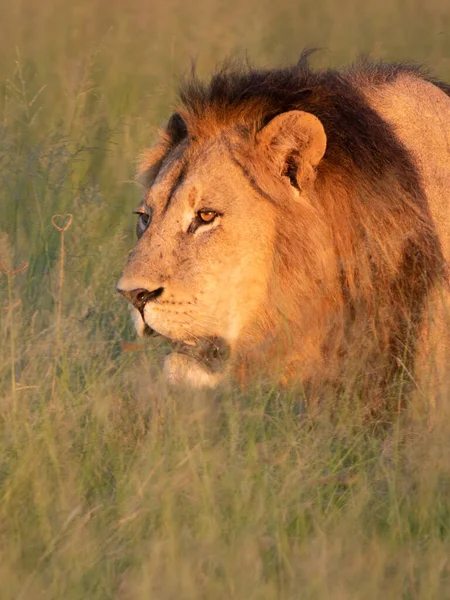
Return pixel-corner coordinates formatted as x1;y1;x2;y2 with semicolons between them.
118;287;164;312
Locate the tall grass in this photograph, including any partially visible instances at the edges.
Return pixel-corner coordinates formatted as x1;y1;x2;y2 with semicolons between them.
1;0;450;597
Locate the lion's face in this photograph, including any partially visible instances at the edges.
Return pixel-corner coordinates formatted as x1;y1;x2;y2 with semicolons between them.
118;138;277;386
118;111;327;387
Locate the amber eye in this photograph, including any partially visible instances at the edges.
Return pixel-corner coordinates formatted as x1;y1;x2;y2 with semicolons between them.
197;210;217;224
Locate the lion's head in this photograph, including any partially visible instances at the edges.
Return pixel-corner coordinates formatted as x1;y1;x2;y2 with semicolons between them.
118;56;444;391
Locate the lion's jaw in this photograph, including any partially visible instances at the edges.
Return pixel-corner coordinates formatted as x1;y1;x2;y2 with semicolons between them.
125;302;233;388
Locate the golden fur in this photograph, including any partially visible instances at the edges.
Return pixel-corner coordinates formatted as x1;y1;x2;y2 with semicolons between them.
118;54;450;407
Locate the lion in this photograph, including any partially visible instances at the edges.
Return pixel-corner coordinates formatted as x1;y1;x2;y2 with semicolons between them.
118;53;450;406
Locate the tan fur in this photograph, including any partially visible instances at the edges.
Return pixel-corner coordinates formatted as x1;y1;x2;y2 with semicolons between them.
118;59;450;408
358;73;450;406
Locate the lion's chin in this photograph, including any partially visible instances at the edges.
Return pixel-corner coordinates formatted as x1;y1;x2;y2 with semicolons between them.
137;312;231;387
163;353;225;389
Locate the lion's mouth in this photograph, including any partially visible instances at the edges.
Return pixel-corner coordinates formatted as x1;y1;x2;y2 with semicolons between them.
143;325;230;373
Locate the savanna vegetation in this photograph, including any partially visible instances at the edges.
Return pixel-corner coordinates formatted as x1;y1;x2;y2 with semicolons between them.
1;0;450;597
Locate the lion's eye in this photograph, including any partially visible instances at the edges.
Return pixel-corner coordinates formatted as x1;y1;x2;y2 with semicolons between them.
133;209;152;237
188;209;220;234
139;213;150;226
197;210;217;224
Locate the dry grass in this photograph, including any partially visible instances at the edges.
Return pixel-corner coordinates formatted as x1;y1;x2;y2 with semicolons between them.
1;0;450;598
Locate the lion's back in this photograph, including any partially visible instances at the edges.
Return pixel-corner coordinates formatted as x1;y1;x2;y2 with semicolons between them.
359;70;450;402
358;71;450;264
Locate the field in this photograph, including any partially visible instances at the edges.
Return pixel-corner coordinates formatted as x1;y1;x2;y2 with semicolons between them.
1;0;450;598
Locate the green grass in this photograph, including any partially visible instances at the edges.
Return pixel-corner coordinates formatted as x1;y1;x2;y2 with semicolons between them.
1;0;450;597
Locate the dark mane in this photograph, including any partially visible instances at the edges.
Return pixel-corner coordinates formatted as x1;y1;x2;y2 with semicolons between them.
177;53;434;202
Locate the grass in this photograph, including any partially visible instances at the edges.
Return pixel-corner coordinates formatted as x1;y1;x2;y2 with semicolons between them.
1;0;450;597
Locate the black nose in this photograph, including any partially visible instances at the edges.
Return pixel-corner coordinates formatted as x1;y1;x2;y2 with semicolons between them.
118;287;164;312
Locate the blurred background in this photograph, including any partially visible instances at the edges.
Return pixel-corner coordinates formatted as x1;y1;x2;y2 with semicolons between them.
1;1;450;598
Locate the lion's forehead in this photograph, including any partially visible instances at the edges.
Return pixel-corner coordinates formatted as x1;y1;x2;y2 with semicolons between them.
147;138;247;213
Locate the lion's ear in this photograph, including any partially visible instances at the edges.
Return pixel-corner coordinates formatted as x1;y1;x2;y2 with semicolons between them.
166;112;188;145
257;110;327;193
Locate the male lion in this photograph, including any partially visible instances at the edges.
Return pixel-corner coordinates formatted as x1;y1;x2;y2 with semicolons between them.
118;53;450;404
